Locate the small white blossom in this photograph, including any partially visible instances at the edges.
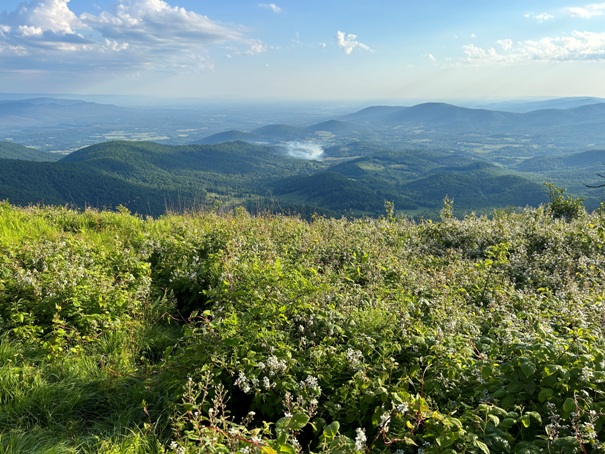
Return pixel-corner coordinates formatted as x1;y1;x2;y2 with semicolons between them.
396;402;409;414
379;411;391;432
300;375;321;393
266;355;288;376
262;376;275;389
346;348;363;370
169;440;186;454
354;427;367;451
234;371;252;393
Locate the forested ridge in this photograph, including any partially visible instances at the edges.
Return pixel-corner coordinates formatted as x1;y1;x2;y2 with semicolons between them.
0;139;559;218
4;98;605;218
1;194;605;452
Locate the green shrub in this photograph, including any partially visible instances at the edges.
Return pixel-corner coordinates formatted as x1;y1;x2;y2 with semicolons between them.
2;204;605;452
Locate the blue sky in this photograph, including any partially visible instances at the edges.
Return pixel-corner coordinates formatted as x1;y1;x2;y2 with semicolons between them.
1;0;605;101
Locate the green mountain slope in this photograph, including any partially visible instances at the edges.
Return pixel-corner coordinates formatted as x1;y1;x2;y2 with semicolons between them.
1;140;320;215
0;141;60;161
0;139;574;217
403;163;549;210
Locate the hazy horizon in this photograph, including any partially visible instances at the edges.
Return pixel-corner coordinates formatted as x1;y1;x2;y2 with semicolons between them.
1;1;605;101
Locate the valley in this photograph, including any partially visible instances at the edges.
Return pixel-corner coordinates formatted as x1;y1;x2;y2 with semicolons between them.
1;96;605;217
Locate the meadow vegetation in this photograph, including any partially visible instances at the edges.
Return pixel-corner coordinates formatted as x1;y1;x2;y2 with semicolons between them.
1;193;605;453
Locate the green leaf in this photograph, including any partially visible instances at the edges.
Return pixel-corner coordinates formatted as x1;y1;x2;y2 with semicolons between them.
436;432;459;448
519;414;531;428
276;417;288;430
563;397;575;413
403;437;418;446
538;388;554;402
323;421;340;438
487;414;500;426
544;364;561;376
276;429;288;445
488;406;508;418
472;438;490;454
500;418;516;429
526;411;542;424
501;393;515;409
288;413;310;431
520;360;536;378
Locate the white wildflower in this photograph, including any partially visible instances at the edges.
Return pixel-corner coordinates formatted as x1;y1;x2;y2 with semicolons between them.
379;411;391;432
234;371;252;393
300;375;321;393
263;376;275;389
354;427;367;451
346;348;363;370
396;402;409;414
266;355;287;375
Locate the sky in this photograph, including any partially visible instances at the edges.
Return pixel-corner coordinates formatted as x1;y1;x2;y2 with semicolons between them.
1;0;605;101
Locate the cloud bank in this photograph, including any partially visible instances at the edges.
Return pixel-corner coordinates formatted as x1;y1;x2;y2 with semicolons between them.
464;31;605;64
565;2;605;18
0;0;265;74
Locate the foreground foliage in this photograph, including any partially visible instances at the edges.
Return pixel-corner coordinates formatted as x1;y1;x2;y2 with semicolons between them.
2;200;605;453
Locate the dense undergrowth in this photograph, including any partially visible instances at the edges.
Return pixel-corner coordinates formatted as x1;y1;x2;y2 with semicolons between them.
1;196;605;453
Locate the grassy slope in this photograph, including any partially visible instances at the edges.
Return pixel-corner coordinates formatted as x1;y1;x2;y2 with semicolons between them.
1;200;605;453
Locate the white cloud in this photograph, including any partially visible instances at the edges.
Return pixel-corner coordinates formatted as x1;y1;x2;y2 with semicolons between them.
464;31;605;64
497;39;513;51
259;3;282;14
426;53;436;62
565;2;605;18
537;12;555;21
0;0;265;74
525;12;555;22
244;41;267;55
21;0;83;34
336;30;373;55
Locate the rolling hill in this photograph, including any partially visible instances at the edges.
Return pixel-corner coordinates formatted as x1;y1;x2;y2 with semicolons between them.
0;138;557;218
2;96;605;217
0;140;320;216
0;141;61;162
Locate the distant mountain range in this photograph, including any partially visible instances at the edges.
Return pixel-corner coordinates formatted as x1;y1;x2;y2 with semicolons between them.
476;96;605;113
2;96;605;217
0;98;127;127
192;100;605;151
